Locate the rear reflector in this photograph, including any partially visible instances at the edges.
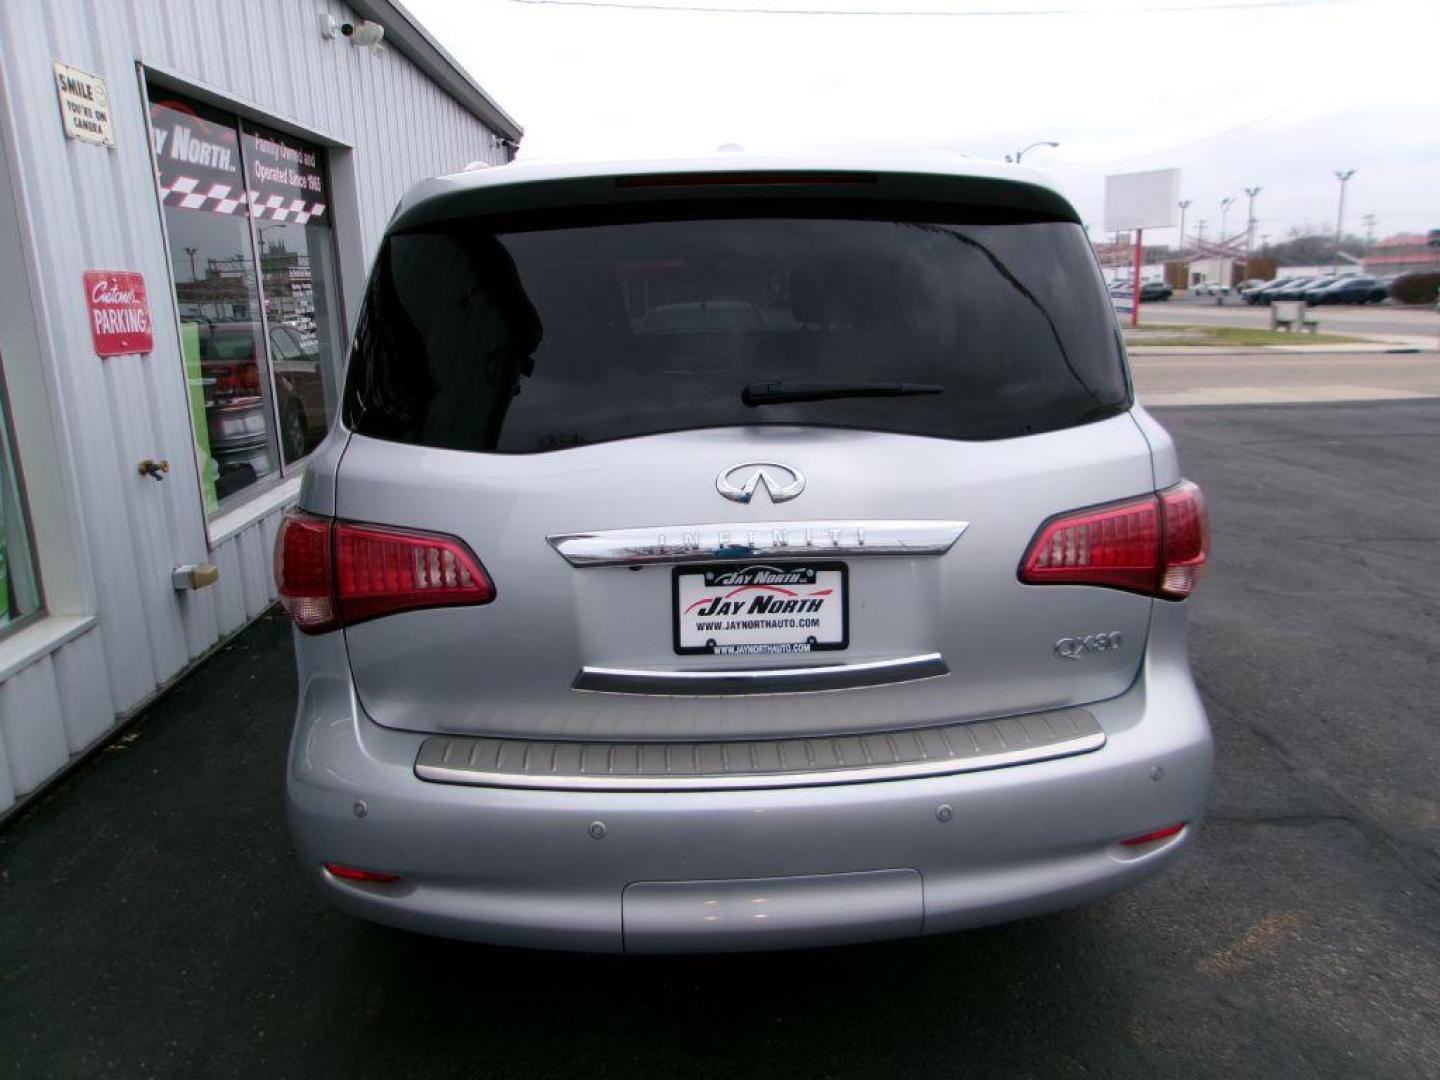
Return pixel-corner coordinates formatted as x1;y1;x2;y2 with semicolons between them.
276;511;495;634
323;862;401;884
1119;822;1187;847
1019;480;1208;600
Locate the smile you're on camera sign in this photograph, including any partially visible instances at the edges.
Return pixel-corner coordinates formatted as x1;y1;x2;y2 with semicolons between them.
53;62;114;147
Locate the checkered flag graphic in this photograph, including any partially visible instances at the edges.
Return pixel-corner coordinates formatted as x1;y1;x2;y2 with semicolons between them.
157;173;326;224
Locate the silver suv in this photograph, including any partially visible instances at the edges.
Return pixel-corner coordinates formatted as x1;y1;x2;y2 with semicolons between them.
276;156;1212;953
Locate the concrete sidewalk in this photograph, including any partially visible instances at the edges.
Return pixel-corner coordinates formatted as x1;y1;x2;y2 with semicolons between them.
1125;331;1438;357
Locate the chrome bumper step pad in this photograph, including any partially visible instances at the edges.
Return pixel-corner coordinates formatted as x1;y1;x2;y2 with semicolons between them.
413;707;1104;791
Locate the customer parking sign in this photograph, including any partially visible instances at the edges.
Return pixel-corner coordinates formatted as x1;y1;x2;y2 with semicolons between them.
83;270;153;357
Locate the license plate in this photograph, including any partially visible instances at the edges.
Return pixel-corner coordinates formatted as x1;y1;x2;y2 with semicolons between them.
672;562;848;656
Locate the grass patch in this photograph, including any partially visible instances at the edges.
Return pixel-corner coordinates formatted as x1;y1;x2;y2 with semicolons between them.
1128;324;1371;347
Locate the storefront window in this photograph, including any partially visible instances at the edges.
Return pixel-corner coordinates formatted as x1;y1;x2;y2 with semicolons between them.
242;120;345;466
0;375;41;633
147;89;344;514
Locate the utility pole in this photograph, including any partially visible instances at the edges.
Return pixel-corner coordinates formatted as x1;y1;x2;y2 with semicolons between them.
1333;169;1356;274
1219;197;1235;286
1177;199;1191;256
1362;213;1377;249
1196;220;1208;289
1243;186;1261;259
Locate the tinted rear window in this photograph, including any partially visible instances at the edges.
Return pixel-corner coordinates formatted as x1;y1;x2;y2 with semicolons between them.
344;204;1128;452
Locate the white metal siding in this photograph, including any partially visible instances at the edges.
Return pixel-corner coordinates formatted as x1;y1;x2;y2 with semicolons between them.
0;0;509;815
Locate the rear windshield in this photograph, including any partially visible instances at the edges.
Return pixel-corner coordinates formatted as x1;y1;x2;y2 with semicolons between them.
343;204;1129;452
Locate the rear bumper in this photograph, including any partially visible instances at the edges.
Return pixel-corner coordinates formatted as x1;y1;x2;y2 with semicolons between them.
287;607;1211;953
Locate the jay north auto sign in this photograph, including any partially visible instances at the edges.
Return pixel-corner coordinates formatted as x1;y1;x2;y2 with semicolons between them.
148;98;328;224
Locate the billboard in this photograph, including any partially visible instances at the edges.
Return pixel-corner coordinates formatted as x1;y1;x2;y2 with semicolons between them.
1104;169;1180;232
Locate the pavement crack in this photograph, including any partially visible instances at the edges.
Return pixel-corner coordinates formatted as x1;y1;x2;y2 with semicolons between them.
1196;677;1440;902
1207;813;1357;829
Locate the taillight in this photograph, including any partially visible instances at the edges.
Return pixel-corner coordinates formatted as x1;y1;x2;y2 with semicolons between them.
275;511;495;634
275;512;334;630
1019;481;1209;600
1158;481;1209;598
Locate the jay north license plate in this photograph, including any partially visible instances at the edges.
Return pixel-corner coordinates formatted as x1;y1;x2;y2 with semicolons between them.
673;562;848;656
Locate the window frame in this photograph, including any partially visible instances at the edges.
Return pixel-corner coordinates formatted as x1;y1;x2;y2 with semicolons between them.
0;355;46;643
138;68;353;544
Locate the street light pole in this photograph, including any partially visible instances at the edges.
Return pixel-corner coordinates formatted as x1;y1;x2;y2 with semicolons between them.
1219;197;1235;288
1008;140;1059;163
1243;186;1261;262
1333;169;1356;275
1177;199;1191;256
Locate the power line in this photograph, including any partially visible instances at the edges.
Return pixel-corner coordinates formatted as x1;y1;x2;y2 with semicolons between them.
509;0;1355;16
1056;106;1292;166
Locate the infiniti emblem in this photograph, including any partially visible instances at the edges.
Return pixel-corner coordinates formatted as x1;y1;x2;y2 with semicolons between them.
715;462;806;504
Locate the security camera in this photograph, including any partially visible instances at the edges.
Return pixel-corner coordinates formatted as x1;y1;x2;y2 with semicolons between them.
341;20;385;47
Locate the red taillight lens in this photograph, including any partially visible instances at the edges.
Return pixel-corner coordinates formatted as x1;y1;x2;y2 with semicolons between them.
275;511;495;634
323;862;401;884
275;511;335;631
1019;481;1209;600
1158;481;1209;599
334;522;495;625
1020;494;1162;594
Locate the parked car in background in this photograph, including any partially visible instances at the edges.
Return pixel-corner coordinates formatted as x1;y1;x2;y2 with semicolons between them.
1244;277;1298;305
267;323;330;461
637;299;769;333
1191;281;1229;297
1110;281;1171;301
196;320;328;482
1270;276;1329;303
275;154;1213;954
1307;276;1386;305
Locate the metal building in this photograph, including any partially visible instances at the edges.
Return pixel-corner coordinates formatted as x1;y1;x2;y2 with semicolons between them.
0;0;521;819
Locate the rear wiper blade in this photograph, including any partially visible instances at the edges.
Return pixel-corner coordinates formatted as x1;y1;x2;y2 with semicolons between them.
741;381;944;406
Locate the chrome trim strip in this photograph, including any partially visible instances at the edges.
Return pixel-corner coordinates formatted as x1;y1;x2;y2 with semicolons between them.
573;653;949;696
546;520;968;568
413;709;1106;792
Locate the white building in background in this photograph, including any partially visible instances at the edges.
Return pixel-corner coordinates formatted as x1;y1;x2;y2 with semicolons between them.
1185;257;1235;288
0;0;522;820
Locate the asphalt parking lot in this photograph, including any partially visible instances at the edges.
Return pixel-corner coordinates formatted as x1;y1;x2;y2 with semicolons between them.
2;400;1437;1080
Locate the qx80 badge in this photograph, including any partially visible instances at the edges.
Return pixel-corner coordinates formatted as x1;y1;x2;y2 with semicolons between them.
1054;632;1124;660
716;462;805;504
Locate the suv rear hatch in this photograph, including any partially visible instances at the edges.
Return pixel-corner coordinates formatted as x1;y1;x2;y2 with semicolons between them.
327;167;1156;741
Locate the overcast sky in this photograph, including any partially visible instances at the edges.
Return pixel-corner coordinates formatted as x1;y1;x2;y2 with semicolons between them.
406;0;1438;248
